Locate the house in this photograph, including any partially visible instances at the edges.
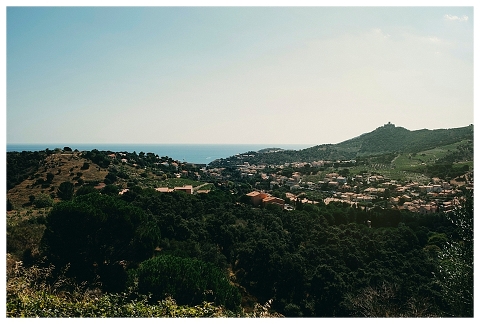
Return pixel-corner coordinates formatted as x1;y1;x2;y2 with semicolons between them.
419;204;436;214
246;191;285;209
246;191;269;206
326;173;339;179
328;181;339;187
156;187;174;193
174;185;193;194
262;196;285;209
369;175;384;183
336;176;347;184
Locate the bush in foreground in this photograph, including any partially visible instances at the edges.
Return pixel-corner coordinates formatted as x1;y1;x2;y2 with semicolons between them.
133;255;242;310
6;256;281;318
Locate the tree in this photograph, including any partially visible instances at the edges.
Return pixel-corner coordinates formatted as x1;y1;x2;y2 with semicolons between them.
57;181;74;200
102;184;119;196
7;199;13;211
435;193;473;317
309;264;347;316
81;162;90;170
46;172;55;183
104;172;117;184
339;168;350;177
40;193;161;290
75;185;96;196
134;255;241;310
33;193;54;208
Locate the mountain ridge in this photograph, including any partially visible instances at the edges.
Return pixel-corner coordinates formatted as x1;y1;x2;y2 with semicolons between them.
210;123;473;166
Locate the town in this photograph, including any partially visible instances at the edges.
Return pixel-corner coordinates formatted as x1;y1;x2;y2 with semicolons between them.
41;147;471;216
201;157;473;214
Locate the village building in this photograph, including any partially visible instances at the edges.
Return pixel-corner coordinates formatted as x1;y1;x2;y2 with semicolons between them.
246;191;269;206
174;185;193;194
156;187;174;193
262;196;286;209
246;191;285;209
336;176;347;184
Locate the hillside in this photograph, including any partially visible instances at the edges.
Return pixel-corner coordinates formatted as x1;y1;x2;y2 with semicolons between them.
6;133;474;317
209;123;473;166
335;122;473;156
6;149;209;211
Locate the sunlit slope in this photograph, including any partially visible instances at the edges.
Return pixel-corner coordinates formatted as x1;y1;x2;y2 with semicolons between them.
335;123;473;157
211;124;473;166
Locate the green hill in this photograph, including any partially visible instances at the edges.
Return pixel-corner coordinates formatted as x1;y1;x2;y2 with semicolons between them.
336;122;473;156
210;123;473;166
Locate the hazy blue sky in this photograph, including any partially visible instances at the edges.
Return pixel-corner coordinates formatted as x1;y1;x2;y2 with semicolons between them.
6;5;474;144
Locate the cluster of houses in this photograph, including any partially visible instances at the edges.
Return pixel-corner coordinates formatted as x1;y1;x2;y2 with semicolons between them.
316;172;468;213
105;151;471;214
205;158;472;214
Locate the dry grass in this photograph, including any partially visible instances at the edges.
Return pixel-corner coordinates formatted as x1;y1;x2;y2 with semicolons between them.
7;151;109;208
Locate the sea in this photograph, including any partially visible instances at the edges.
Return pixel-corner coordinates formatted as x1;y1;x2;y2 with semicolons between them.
6;144;313;165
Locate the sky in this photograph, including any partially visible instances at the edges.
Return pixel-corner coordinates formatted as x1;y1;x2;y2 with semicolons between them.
5;2;476;145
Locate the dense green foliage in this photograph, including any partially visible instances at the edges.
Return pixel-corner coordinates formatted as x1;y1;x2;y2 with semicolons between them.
82;149;111;168
134;255;241;309
435;194;473;317
7;260;277;318
24;186;472;317
40;193;161;291
8;184;474;317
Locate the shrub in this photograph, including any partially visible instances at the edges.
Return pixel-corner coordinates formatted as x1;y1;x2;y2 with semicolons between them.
57;181;74;201
33;194;54;208
74;185;96;196
134;255;241;310
6;255;279;317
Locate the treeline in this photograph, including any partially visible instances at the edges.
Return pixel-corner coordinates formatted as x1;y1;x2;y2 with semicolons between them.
82;149;203;181
8;186;473;317
210;144;350;167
